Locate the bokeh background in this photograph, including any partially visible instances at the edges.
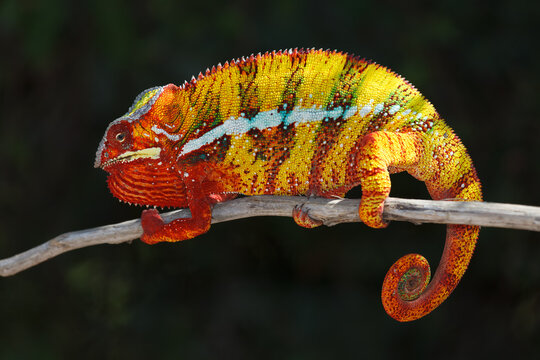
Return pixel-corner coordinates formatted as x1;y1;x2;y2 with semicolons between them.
1;0;539;358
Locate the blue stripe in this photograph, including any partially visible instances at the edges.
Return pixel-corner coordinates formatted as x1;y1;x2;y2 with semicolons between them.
180;105;358;156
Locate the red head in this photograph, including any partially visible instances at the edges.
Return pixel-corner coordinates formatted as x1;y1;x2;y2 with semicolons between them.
95;84;190;207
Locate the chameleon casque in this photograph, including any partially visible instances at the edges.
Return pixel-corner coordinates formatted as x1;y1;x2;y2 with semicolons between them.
95;48;482;322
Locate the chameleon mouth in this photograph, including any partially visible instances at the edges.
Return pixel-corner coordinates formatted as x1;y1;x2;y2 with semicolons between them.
99;147;161;168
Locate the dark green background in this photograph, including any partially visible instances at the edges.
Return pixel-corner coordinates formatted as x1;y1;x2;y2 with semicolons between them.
1;0;539;358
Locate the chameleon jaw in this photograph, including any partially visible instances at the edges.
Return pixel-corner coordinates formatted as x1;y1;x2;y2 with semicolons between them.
99;147;162;169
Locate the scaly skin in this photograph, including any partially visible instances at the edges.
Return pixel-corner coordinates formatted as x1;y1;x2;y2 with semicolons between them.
95;48;482;321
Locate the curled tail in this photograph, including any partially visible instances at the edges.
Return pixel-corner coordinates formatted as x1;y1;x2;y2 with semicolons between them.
381;223;481;321
357;130;482;321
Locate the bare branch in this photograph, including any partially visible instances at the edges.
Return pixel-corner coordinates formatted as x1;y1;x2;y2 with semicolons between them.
1;196;539;276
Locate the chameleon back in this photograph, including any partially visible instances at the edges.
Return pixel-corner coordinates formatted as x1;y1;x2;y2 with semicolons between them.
172;49;448;199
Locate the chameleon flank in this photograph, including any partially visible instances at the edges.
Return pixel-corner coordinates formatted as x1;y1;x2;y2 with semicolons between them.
95;48;482;322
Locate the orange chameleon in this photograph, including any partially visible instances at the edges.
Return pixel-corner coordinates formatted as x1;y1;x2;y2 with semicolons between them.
95;48;482;321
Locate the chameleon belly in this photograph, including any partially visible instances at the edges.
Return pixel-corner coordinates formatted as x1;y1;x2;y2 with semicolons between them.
95;48;482;322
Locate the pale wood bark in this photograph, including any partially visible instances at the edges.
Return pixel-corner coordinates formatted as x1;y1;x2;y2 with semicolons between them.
1;196;538;276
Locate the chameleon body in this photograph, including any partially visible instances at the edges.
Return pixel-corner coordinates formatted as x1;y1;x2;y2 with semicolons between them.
95;49;482;321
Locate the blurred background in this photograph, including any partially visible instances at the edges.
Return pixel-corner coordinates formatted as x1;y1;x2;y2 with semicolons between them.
1;0;539;358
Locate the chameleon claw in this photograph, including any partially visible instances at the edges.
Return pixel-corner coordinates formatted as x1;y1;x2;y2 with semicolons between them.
141;209;165;243
292;204;323;228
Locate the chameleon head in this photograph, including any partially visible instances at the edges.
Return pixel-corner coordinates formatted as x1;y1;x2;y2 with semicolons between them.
94;118;162;170
94;85;169;170
94;84;190;207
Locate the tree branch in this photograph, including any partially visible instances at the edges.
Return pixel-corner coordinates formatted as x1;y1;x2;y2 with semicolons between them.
1;196;539;276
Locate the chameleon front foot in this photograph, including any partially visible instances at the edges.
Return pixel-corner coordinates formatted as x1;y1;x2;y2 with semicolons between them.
140;208;212;244
140;209;166;244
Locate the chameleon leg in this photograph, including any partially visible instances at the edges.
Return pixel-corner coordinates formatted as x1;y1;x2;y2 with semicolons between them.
357;131;422;228
141;172;212;244
358;130;482;321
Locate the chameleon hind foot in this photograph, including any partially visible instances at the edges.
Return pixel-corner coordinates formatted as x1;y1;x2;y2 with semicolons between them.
357;131;422;229
359;198;389;229
293;204;323;228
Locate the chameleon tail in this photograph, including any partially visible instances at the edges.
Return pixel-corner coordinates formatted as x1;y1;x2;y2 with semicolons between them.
381;223;481;321
356;130;482;321
381;146;482;321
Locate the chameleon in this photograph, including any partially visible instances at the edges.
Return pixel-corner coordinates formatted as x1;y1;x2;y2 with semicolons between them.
94;48;482;322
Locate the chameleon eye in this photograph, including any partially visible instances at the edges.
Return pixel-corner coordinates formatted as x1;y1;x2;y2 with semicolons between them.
116;132;126;142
